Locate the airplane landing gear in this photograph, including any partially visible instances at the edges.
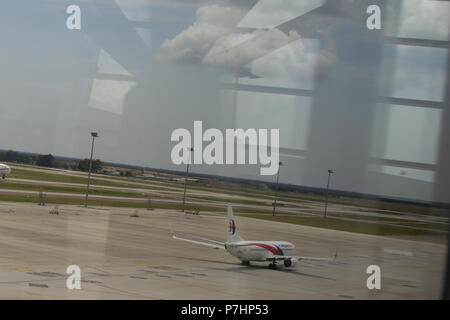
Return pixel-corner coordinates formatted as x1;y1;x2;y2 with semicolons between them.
241;261;250;266
284;259;292;267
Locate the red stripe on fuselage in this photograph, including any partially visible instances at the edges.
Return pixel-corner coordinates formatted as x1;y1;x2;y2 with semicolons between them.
248;243;280;255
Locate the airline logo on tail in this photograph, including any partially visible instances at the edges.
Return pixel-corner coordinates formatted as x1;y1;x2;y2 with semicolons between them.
229;219;236;235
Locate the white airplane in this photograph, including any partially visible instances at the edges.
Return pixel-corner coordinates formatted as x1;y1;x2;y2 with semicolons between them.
172;204;337;269
0;164;11;179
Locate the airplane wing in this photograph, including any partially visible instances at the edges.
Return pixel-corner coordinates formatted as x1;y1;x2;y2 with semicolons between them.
267;249;338;262
171;231;225;250
193;236;224;245
266;256;297;261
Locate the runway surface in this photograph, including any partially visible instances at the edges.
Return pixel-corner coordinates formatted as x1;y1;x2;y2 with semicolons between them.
0;202;446;299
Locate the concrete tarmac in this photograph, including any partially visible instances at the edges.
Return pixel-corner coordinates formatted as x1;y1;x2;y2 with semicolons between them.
0;202;446;299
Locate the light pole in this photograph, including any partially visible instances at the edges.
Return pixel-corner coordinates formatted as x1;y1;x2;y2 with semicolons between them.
324;169;333;218
272;161;283;216
181;147;193;212
84;132;99;207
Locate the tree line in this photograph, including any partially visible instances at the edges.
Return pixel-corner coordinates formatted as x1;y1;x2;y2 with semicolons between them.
0;150;103;172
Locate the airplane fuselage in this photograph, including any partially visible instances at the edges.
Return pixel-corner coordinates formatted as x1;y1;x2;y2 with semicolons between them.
225;241;296;262
0;164;11;179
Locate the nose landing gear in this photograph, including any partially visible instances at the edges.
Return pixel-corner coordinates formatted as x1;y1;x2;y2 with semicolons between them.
268;259;277;269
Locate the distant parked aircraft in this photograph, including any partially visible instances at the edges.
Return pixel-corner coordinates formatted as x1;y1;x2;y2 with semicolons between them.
172;204;337;269
0;163;11;179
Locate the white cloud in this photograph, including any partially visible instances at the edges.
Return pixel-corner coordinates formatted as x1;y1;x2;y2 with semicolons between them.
203;29;301;68
155;4;248;63
155;1;333;75
239;38;319;89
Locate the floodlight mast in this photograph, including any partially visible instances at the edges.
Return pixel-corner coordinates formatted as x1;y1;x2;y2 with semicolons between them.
181;147;194;212
323;169;334;218
84;132;99;208
272;161;283;216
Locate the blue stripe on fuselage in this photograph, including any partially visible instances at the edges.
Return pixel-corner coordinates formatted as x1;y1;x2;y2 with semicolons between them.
273;244;284;256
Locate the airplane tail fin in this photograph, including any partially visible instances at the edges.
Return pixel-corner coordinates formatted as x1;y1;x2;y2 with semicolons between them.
227;204;243;242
